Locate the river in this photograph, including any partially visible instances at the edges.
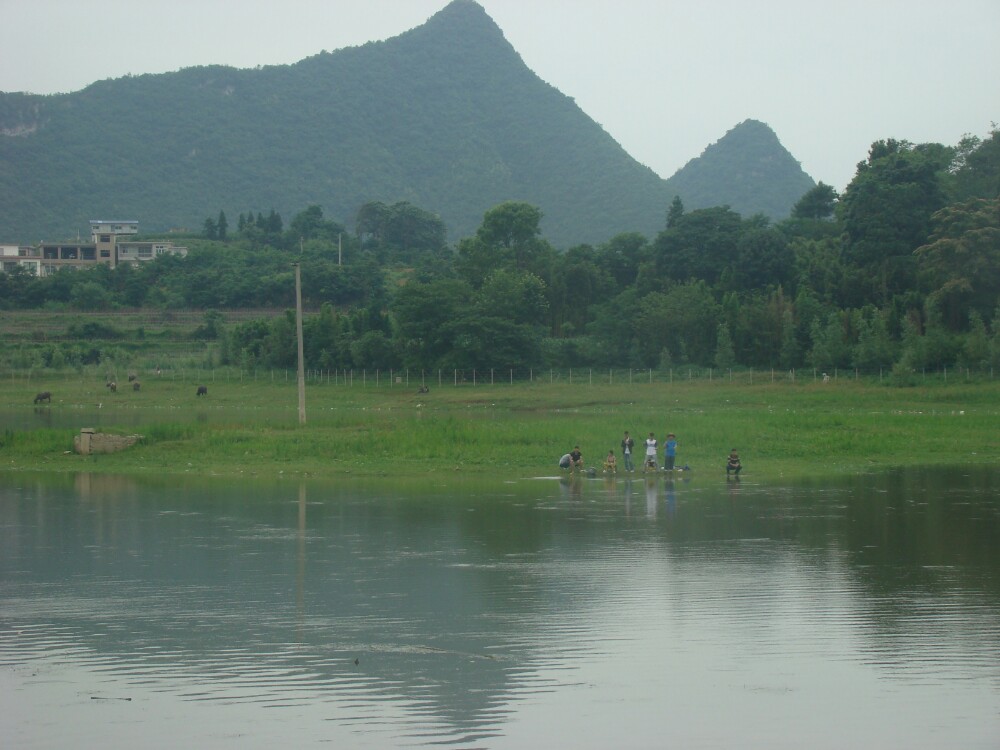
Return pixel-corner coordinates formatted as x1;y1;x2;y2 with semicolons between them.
1;467;998;748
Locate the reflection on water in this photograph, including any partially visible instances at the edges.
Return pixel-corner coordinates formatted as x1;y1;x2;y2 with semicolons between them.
1;468;999;748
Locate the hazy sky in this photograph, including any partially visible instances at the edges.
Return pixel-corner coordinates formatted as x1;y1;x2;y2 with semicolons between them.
2;0;996;191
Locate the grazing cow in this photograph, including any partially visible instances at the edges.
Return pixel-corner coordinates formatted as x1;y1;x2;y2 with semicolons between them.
132;381;141;392
127;373;137;382
417;385;429;394
33;391;52;404
107;381;117;392
196;385;208;396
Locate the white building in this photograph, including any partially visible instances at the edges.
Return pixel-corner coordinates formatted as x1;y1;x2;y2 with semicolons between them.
0;221;186;277
0;244;42;275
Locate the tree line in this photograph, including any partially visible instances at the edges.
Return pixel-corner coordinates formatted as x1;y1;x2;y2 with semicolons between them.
2;129;999;378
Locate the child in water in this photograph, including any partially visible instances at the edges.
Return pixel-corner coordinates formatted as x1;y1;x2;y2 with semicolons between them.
603;451;617;474
726;449;742;477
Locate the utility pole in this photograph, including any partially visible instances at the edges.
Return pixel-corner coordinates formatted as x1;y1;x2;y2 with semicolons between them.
294;261;306;425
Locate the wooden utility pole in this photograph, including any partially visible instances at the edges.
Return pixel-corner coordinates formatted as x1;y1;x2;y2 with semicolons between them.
294;262;306;425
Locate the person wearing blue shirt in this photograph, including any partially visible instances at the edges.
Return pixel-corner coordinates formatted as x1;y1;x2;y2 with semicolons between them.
663;433;678;471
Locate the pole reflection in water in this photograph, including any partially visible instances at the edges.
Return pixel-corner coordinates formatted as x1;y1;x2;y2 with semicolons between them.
1;468;999;749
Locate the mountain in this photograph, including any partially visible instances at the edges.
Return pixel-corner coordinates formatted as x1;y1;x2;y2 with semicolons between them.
0;1;812;247
663;120;815;218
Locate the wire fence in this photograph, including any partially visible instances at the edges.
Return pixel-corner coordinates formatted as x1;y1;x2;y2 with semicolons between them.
6;364;995;387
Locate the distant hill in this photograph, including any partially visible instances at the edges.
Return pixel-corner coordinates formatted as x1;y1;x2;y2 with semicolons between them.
0;0;813;247
663;120;815;218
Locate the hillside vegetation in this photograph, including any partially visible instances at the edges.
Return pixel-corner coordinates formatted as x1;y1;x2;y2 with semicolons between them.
0;0;810;246
1;120;998;382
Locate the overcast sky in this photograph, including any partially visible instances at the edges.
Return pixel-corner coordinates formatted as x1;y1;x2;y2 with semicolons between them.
2;0;996;191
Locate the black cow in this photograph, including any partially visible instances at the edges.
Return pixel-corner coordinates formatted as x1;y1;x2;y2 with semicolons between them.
196;385;208;396
33;391;52;404
132;381;141;392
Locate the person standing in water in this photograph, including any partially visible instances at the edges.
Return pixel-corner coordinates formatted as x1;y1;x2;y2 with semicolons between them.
644;432;658;472
621;431;635;472
663;433;678;471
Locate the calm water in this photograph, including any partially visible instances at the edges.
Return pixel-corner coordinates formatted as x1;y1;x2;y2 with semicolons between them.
1;468;998;749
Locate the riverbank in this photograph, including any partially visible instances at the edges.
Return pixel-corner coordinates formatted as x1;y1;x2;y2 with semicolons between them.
2;375;997;482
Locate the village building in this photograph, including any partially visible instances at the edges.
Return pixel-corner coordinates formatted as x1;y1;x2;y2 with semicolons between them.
0;220;187;277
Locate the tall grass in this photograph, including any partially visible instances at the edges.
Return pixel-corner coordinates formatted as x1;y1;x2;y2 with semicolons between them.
1;373;997;481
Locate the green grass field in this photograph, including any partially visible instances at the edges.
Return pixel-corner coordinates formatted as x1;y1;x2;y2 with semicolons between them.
2;372;997;482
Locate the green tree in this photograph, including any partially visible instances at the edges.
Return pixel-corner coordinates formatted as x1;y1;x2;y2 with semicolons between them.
653;206;743;284
350;331;397;370
666;195;684;228
217;211;228;241
391;278;474;369
596;232;649;292
957;311;990;371
478;269;549;327
714;322;736;369
851;308;896;372
634;281;720;367
69;281;112;311
289;205;342;245
734;227;793;291
915;197;1000;329
951;127;1000;201
203;216;218;240
456;202;552;287
779;309;802;369
808;312;852;372
791;182;838;220
838;139;951;302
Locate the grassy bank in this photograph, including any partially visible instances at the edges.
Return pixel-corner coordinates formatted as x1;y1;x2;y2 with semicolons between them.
1;373;997;482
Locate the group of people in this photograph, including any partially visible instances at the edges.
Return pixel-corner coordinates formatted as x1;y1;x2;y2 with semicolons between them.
560;431;742;477
617;431;679;473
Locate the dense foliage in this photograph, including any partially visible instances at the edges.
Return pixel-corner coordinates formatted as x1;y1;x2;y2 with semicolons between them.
3;127;999;379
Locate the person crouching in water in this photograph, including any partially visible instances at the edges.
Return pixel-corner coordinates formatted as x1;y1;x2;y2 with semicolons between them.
726;449;742;477
603;450;617;474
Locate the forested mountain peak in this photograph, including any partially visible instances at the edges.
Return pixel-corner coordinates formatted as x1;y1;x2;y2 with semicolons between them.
663;119;815;218
0;1;811;246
